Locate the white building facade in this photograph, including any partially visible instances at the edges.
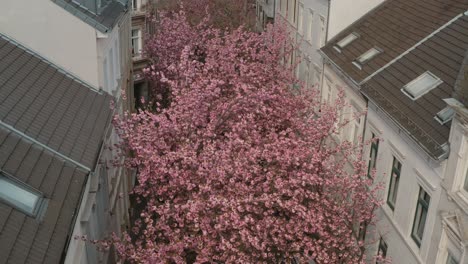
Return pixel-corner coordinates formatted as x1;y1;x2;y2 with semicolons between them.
319;0;468;263
0;0;135;263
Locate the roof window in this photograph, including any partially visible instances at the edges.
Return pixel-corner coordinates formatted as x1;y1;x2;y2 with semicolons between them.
352;47;382;69
401;71;443;100
0;172;47;218
434;107;455;125
334;32;359;52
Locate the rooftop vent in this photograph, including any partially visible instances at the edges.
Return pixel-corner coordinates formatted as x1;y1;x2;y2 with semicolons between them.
333;32;359;53
434;106;455;125
352;47;382;69
0;172;47;218
401;71;443;100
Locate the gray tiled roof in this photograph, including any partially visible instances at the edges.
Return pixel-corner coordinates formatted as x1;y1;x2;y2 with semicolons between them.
0;33;112;263
0;35;112;169
321;0;468;160
0;127;87;264
322;0;468;83
51;0;127;32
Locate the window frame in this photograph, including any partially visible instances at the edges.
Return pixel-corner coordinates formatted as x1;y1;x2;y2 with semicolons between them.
334;32;359;53
367;132;379;178
353;47;382;69
0;171;47;218
130;27;143;58
376;237;387;263
297;3;304;35
386;156;402;211
318;15;326;48
446;252;459;264
401;71;443;100
411;186;431;247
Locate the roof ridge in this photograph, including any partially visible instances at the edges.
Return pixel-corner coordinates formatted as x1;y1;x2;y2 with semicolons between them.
0;33;103;95
0;120;91;172
360;11;467;85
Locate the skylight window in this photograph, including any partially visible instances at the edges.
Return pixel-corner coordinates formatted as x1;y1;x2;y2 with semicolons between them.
0;172;47;218
352;47;382;69
434;107;455;125
334;32;359;52
401;71;443;100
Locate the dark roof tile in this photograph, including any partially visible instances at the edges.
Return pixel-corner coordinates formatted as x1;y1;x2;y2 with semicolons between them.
322;0;468;159
0;33;112;263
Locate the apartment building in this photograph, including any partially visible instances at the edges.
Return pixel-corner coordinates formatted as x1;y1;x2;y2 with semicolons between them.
256;0;276;31
131;0;153;109
0;0;135;263
257;0;327;90
320;0;468;263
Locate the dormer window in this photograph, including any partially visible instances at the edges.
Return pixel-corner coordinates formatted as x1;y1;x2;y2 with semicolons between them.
0;172;47;218
333;32;359;52
352;47;382;69
401;71;443;100
434;107;455;125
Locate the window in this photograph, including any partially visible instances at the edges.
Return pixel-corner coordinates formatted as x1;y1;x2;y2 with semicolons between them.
435;107;455;125
334;32;359;52
351;114;361;144
368;133;379;178
402;71;443;100
306;9;313;42
0;172;47;218
297;4;304;35
132;0;138;10
411;187;431;247
103;58;109;91
108;48;115;88
387;157;401;210
288;0;297;24
318;16;326;47
376;237;387;263
446;252;459;264
132;29;142;57
113;40;120;83
353;47;381;69
463;167;468;192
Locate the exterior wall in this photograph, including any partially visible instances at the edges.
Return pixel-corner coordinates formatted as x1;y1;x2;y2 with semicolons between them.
0;0;99;87
273;0;328;89
429;109;468;264
96;10;133;110
132;0;152;110
364;102;446;264
321;64;367;144
327;0;384;40
256;0;276;31
64;127;135;264
64;11;135;264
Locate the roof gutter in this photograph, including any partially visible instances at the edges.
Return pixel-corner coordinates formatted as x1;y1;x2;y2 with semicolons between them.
361;87;450;161
318;48;361;90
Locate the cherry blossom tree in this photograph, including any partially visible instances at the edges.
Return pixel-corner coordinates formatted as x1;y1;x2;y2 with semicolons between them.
110;10;383;264
155;0;256;29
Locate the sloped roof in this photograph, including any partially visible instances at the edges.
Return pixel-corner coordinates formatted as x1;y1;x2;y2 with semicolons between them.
51;0;127;32
322;0;468;83
0;35;112;169
0;127;87;264
0;34;112;263
321;0;468;160
362;16;468;159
